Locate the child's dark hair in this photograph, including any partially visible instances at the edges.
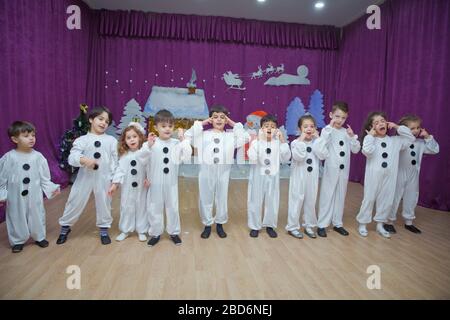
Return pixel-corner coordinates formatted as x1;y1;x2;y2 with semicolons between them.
260;114;278;127
118;126;145;157
298;114;316;128
88;106;113;125
8;121;35;138
154;109;175;125
398;114;421;127
209;104;230;117
332;101;349;113
359;111;387;144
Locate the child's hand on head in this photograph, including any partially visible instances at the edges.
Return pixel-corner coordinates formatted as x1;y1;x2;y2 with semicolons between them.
144;179;151;188
419;128;430;139
366;126;376;137
387;122;399;130
313;131;319;139
258;128;265;141
329;118;336;128
225;116;236;128
147;132;157;146
107;183;118;197
346;124;355;137
298;131;306;141
202;118;212;127
275;129;285;143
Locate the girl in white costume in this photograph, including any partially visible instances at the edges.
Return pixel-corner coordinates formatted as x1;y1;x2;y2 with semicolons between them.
247;114;291;238
384;114;439;234
316;102;361;237
356;111;415;238
185;105;249;239
286;115;327;239
137;110;192;247
57;107;118;245
108;122;150;242
0;121;60;253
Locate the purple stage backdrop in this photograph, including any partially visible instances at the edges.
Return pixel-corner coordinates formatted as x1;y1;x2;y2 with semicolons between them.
1;0;449;223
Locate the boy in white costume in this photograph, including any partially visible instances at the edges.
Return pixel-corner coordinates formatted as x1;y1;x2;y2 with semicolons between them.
0;121;60;253
108;122;150;242
356;111;415;238
185;105;249;239
57;107;118;245
137;110;192;247
316;102;361;237
384;114;439;234
286;115;327;239
247;114;291;238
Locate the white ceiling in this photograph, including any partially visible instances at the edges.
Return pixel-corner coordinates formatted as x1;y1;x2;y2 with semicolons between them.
82;0;386;27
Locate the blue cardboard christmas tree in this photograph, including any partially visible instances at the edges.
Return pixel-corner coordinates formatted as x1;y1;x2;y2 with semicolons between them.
307;89;326;128
285;97;306;136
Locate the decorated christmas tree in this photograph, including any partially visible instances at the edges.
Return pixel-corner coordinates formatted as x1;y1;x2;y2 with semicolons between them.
285;97;306;136
308;89;326;128
117;98;146;135
59;104;90;180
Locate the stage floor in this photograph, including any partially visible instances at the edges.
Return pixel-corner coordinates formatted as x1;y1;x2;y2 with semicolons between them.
0;178;449;299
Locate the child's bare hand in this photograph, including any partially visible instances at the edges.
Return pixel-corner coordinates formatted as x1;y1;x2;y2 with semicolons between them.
144;179;151;188
366;127;376;136
0;200;5;207
346;125;355;137
147;133;157;146
225;116;236;128
178;128;185;141
202;118;212;127
258;129;265;141
329;118;336;128
387;122;398;130
107;184;118;197
419;128;430;139
275;129;285;143
81;157;98;170
298;132;306;141
312;129;319;139
52;189;61;197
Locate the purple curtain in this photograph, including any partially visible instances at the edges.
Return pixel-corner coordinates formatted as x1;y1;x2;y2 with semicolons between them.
0;0;93;220
98;10;340;50
85;35;338;132
336;0;450;211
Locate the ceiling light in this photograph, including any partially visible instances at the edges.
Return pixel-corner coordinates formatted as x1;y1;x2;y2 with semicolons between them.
257;0;266;3
315;2;325;9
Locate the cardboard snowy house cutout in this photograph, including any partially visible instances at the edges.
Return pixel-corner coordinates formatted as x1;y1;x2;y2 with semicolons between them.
144;86;209;119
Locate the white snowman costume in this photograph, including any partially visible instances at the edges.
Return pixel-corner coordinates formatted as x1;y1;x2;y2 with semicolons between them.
389;135;439;224
247;138;291;230
317;125;361;229
59;132;118;228
356;126;415;225
113;150;149;235
137;138;192;237
0;150;59;245
286;138;327;232
185;121;249;226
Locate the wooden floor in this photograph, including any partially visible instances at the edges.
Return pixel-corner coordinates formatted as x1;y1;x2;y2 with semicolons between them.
0;178;449;299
